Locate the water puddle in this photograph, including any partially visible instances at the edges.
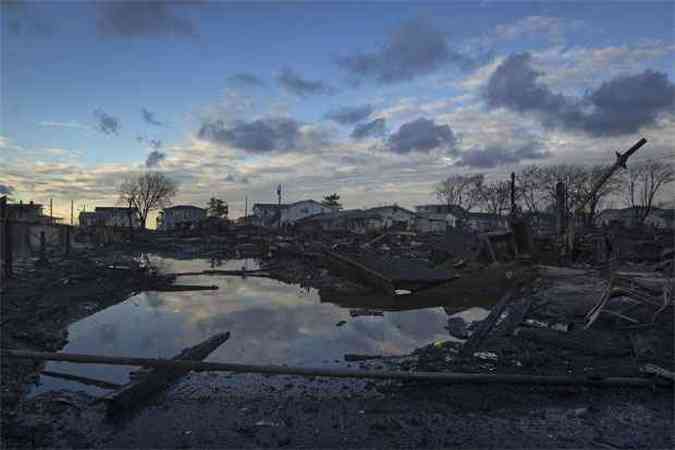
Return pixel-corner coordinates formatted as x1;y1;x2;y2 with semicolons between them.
30;256;489;396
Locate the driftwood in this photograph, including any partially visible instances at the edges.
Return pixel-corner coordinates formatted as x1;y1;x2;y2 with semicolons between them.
2;349;666;387
460;289;514;357
103;332;230;412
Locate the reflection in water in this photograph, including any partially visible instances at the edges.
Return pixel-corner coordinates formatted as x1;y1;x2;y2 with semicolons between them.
31;257;486;397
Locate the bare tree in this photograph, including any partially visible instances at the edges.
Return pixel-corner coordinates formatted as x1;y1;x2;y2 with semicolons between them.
434;174;484;211
515;165;545;214
119;172;178;229
622;160;675;223
477;179;511;216
574;165;623;224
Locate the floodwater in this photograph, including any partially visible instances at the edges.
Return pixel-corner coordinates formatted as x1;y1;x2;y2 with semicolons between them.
30;256;488;396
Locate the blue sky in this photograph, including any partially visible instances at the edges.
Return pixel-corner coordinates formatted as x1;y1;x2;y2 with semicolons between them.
1;1;674;220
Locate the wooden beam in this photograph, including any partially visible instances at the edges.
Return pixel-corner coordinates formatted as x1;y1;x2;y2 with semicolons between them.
3;349;666;387
103;332;230;412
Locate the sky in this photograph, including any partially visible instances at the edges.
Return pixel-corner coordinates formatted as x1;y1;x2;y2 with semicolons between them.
1;0;674;224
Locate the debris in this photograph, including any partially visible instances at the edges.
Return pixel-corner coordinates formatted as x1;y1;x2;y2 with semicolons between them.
336;320;347;327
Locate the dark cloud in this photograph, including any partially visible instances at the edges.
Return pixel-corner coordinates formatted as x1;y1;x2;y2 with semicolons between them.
456;142;550;168
228;73;265;87
198;117;301;152
277;67;336;97
96;1;198;38
387;118;456;153
2;0;55;37
325;104;373;125
141;108;164;126
93;109;120;135
337;17;486;84
485;52;675;136
145;150;166;168
0;185;15;195
351;118;386;140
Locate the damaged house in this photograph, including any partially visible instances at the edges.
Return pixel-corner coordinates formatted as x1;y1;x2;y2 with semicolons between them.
415;204;467;228
295;209;383;234
365;205;417;231
79;207;140;228
252;200;336;228
158;205;207;231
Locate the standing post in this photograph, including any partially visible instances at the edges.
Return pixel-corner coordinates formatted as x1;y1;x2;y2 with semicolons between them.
510;172;516;217
49;198;53;224
70;200;74;225
277;184;282;230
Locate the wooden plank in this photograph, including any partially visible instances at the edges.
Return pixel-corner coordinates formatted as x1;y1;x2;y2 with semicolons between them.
103;332;230;412
460;289;514;357
3;349;666;387
41;370;123;390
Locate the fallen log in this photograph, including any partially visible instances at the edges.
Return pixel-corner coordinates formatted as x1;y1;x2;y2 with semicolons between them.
102;332;230;412
3;349;666;387
41;370;124;390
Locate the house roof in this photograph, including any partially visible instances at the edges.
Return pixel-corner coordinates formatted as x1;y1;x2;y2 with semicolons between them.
466;212;504;220
366;205;415;215
415;204;467;215
297;209;380;223
163;205;206;211
95;206;138;212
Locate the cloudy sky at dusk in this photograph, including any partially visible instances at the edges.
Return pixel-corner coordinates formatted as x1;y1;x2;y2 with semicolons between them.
1;1;674;223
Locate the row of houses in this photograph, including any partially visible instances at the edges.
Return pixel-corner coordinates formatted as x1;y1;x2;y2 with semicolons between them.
2;201;64;224
250;201;510;234
79;205;208;231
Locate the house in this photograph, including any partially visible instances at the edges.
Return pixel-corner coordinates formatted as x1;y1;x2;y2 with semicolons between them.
296;209;382;234
415;204;467;228
158;205;207;231
280;200;336;226
365;205;417;231
597;207;675;229
81;207;140;228
5;201;43;222
414;215;448;233
252;200;336;228
464;212;508;232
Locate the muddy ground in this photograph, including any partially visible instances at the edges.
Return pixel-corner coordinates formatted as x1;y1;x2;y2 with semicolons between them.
1;241;673;449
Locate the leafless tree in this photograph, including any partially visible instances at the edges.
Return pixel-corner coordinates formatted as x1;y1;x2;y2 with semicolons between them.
622;160;675;223
119;172;178;229
434;174;484;211
574;165;623;224
477;179;511;216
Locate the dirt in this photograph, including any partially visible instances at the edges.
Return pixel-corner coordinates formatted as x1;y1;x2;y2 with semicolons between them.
1;236;673;449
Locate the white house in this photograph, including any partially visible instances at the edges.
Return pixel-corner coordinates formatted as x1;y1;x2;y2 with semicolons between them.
365;205;417;231
252;200;335;228
79;207;140;228
158;205;207;231
296;209;383;234
415;204;467;228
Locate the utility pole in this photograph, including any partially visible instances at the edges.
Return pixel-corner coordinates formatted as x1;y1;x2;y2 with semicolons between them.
510;172;516;217
49;198;53;224
70;200;74;225
277;184;282;230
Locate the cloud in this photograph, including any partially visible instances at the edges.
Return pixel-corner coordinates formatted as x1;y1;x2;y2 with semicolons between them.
228;73;265;87
277;67;336;97
141;108;164;126
38;121;91;130
337;17;485;84
325;104;373;125
456;142;550;168
198;117;302;153
351;118;386;140
145;150;166;168
494;16;583;45
93;109;121;135
96;1;199;38
387;118;457;154
0;184;15;195
485;52;675;136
